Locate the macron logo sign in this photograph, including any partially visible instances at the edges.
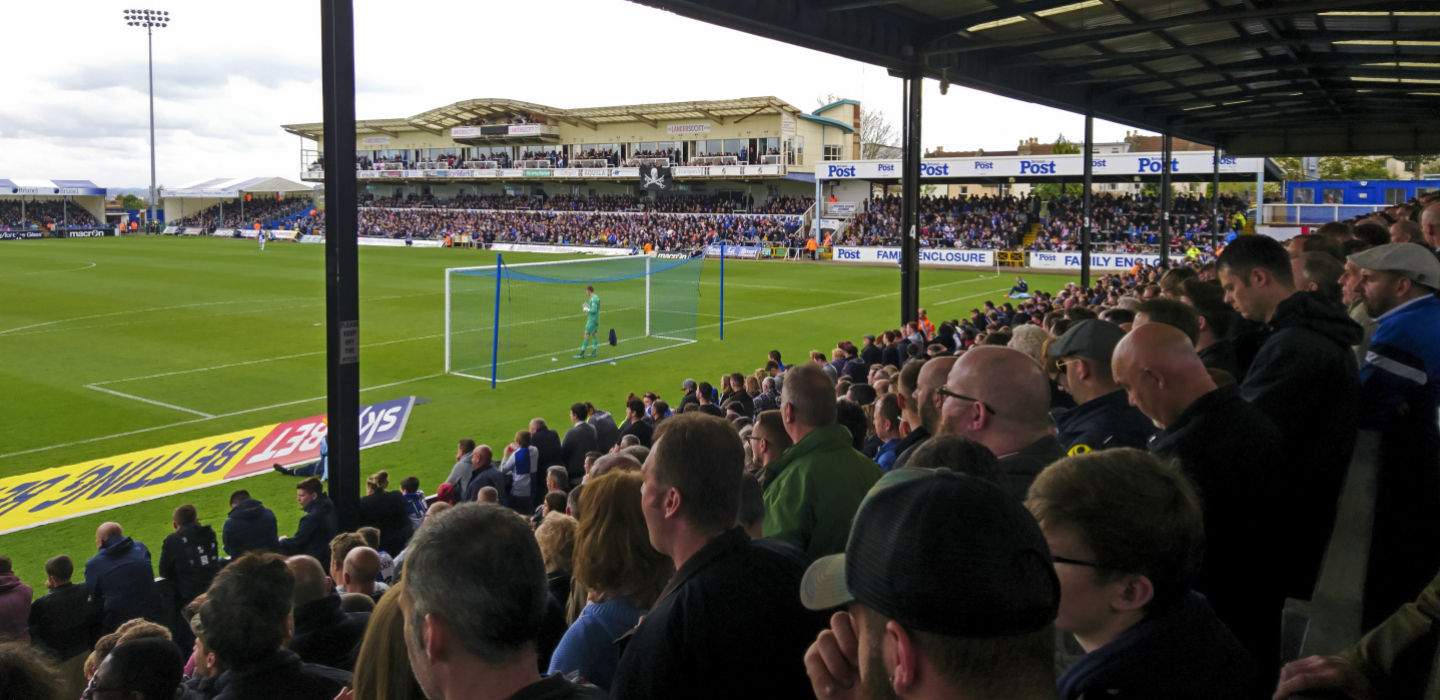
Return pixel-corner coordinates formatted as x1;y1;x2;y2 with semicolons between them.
1020;161;1056;174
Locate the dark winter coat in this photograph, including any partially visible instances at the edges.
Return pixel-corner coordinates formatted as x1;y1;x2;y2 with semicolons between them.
222;498;279;559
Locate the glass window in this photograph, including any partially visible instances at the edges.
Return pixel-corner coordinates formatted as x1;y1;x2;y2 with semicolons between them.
724;139;741;154
639;142;656;152
823;144;843;161
795;136;804;154
1420;187;1438;198
1386;188;1407;205
1293;188;1314;204
1322;188;1343;204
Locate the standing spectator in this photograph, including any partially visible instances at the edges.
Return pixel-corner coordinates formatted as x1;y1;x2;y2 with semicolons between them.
27;555;98;692
500;432;537;515
460;446;505;505
871;393;904;472
1045;320;1157;453
285;555;368;671
801;470;1059;700
159;505;220;648
880;330;901;367
200;553;351;699
727;372;755;417
694;382;724;417
860;333;882;365
747;410;793;479
88;638;185;700
888;358;938;469
1217;235;1362;600
678;379;700;412
279;478;339;571
357;470;414;556
1113;323;1286;676
399;476;428;530
222;490;278;559
443;439;476;492
1349;243;1440;626
550;471;671;691
561;404;599;484
0;556;31;643
529;419;564;472
612;413;828;699
939;346;1067;499
761;363;883;558
585;402;620;453
347;581;423;700
840;342;868;383
751;376;780;415
401;505;605;700
86;522;164;634
1027;449;1256;699
617;398;653;447
1177;278;1243;381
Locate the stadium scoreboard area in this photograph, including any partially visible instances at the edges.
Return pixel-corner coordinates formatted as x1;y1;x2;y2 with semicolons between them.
282;96;859;199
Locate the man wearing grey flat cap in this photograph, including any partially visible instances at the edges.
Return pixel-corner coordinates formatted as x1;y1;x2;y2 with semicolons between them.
1046;320;1157;455
1349;242;1440;628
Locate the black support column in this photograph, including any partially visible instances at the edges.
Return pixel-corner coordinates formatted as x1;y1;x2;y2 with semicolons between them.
1081;113;1093;288
1211;147;1221;242
321;0;360;532
899;71;922;325
1159;133;1172;269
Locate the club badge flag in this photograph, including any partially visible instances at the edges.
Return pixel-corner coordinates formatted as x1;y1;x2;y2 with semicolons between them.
0;396;417;535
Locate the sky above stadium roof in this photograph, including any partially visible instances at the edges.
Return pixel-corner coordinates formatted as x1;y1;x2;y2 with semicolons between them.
4;0;1143;187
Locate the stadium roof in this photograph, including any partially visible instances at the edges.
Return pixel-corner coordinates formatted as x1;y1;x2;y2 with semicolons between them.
164;176;313;198
282;96;808;139
628;1;1440;157
1;178;106;196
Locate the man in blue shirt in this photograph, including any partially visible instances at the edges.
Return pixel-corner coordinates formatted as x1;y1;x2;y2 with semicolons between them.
1349;243;1440;626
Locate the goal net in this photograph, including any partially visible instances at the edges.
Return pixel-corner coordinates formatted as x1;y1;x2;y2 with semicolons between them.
446;254;705;383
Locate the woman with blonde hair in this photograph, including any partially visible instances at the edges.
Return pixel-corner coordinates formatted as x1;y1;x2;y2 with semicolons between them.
357;470;414;556
547;471;672;691
341;583;423;700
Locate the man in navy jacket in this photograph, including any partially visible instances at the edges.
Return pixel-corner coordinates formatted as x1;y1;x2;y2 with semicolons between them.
222;490;278;558
85;523;164;634
279;478;339;570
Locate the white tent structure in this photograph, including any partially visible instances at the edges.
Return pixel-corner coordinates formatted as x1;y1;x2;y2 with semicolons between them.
162;176;314;227
0;178;108;229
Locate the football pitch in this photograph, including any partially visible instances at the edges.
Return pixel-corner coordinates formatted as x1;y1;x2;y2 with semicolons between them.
0;236;1071;587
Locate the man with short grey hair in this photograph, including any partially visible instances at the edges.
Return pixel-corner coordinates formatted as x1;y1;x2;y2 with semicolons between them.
761;363;881;559
402;504;603;700
752;376;780;416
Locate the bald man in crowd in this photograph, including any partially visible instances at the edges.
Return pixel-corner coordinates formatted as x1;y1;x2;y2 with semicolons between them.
341;547;384;602
476;486;500;504
286;555;368;671
1113;323;1286;679
938;346;1066;500
892;355;956;470
1391;219;1424;245
85;522;163;633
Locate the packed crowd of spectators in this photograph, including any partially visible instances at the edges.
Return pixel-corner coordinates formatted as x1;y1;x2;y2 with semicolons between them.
355;209;803;249
839;192;1250;253
6;196;1438;700
174;198;312;231
358;193;811;216
0;200;100;229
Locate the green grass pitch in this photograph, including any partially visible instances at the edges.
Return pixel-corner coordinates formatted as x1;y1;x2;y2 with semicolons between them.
0;236;1074;588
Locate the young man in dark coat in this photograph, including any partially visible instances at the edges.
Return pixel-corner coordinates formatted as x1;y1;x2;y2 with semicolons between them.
284;555;368;671
160;504;222;650
222;490;278;559
278;479;339;571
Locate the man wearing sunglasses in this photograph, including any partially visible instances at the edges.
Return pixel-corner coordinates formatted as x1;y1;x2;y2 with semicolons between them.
1046;320;1157;455
939;346;1067;501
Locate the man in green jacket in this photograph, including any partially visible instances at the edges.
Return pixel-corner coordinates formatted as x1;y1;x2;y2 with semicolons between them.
1275;570;1440;699
762;363;882;559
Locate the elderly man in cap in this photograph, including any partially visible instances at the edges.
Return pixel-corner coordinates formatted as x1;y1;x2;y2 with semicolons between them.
1046;320;1157;455
1349;242;1440;627
678;378;701;412
801;468;1059;700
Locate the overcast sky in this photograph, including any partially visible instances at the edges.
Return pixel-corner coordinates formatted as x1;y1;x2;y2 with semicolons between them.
4;0;1143;189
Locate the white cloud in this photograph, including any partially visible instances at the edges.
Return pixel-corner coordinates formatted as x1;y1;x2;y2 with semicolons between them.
5;0;1141;187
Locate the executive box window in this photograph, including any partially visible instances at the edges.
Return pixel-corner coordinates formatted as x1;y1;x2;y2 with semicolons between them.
1386;188;1408;205
1323;189;1344;204
1294;188;1314;204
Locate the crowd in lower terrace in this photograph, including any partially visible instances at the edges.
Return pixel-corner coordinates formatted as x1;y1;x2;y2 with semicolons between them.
174;198;312;231
840;192;1251;253
7;199;1440;700
0;200;100;229
357;193;813;216
356;209;804;249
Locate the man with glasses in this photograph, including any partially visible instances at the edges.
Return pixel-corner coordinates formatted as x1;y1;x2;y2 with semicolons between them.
939;346;1066;500
1026;448;1255;700
1045;320;1157;455
747;410;792;483
84;638;185;700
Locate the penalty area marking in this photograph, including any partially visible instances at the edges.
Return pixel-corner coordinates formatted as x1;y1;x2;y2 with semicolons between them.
0;261;98;277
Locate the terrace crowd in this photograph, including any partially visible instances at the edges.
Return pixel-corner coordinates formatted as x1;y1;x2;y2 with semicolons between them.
0;200;100;229
174;198;313;231
356;209;804;249
358;193;812;215
3;195;1439;700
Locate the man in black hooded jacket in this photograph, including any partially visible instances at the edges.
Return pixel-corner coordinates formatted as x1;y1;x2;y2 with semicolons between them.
1217;236;1362;600
278;479;339;571
223;490;278;559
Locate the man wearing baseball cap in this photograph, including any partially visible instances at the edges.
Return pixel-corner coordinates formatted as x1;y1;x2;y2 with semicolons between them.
801;468;1059;699
1046;320;1157;455
1349;242;1440;627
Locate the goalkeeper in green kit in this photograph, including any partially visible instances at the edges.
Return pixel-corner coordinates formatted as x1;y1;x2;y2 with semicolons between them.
575;285;600;359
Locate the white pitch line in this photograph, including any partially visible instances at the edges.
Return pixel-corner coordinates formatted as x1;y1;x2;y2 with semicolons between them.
0;261;98;277
0;298;295;336
84;385;215;419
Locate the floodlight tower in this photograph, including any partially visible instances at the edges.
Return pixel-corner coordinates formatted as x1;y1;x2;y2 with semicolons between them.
122;9;170;231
